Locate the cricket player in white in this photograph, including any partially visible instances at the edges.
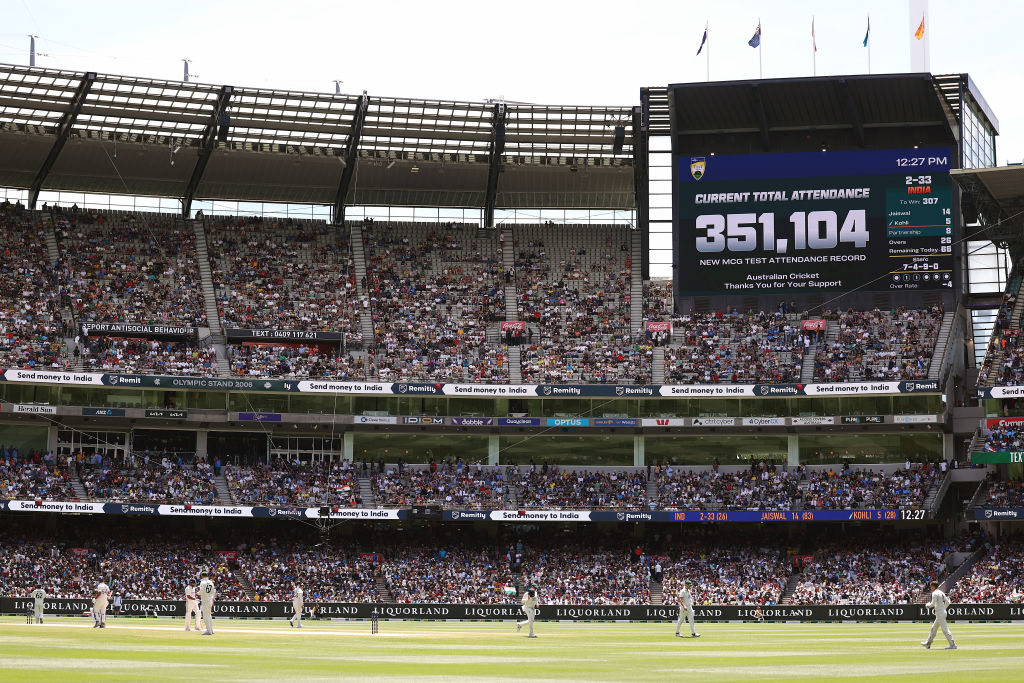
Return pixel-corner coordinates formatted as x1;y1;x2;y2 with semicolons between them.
198;571;216;636
92;579;110;628
289;583;304;628
184;581;201;631
31;587;45;624
516;588;539;638
921;580;956;650
674;581;700;638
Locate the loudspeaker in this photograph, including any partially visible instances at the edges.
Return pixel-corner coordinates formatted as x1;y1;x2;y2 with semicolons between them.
961;191;978;225
218;114;230;143
612;126;626;154
495;123;505;155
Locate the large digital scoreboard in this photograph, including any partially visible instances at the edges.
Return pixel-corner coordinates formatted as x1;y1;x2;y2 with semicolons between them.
674;147;954;296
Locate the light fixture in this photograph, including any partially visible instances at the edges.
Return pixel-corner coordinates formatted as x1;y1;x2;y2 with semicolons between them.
410;165;420;173
386;160;396;169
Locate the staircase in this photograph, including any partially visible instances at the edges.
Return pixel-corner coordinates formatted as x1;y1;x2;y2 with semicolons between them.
71;477;89;501
191;219;230;377
629;236;643;335
501;228;518;321
922;469;952;517
652;347;665;384
928;312;956;381
348;222;376;353
982;279;1024;385
966;479;989;510
215;473;233;504
646;475;659;510
374;575;393;603
234;571;256;601
357;475;375;508
507;346;523;384
937;546;988;597
778;573;802;605
649;580;663;606
799;344;817;383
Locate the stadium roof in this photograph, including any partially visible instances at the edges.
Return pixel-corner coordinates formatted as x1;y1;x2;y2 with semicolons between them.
0;63;637;214
952;165;1024;246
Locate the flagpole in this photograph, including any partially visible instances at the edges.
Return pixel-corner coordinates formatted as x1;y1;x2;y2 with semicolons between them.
867;14;872;74
758;18;763;79
706;25;710;82
812;16;816;77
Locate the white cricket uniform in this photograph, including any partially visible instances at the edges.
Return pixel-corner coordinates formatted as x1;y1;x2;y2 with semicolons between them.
93;582;110;626
517;592;539;637
31;588;45;623
924;588;955;648
184;584;201;630
290;587;304;627
199;578;216;634
675;587;697;635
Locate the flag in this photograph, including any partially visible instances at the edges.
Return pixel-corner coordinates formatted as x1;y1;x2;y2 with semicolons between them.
748;22;761;48
696;25;708;55
812;17;817;53
863;15;870;47
914;16;925;40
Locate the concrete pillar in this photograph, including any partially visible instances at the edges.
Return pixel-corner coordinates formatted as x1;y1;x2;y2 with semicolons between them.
46;424;58;454
343;431;354;462
787;435;800;467
195;429;208;460
942;432;954;462
634;434;644;467
488;434;499;465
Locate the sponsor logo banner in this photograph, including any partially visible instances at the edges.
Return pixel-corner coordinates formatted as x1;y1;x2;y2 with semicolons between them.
81;323;196;337
443;384;536;397
499;321;526;332
645;321;671;332
355;415;397;425
107;503;159;515
893;414;939;424
545;418;590;427
224;328;343;341
144;409;188;419
237;412;282;422
392;383;444;395
803;382;900;396
490;510;593;522
7;500;104;513
641;418;687;427
979;386;1024;399
402;416;448;425
660;384;756;397
612;385;659;397
791;416;835;425
802;320;827;331
0;599;1015;622
741;417;786;426
974;507;1023;519
298;381;390;394
260;506;307;519
841;415;885;424
690;417;736;427
307;508;405;520
450;417;495;426
592;418;638;427
970;452;1024;465
985;417;1024;429
158;505;254;517
82;407;126;417
497;417;541;427
13;404;57;414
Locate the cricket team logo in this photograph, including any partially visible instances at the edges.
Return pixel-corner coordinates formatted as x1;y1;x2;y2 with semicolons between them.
690;157;706;181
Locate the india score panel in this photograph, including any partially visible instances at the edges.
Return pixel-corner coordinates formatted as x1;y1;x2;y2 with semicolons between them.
674;147;954;296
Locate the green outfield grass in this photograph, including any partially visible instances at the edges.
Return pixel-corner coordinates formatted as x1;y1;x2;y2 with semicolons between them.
0;617;1020;682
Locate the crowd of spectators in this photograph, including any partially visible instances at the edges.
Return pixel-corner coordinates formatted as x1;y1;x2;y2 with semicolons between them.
79;461;217;503
790;541;943;604
657;467;801;510
384;546;514;604
980;423;1024;453
950;540;1024;603
982;480;1024;508
363;221;506;383
241;544;379;603
813;307;943;381
79;337;215;376
663;310;806;384
0;203;69;370
55;210;206;325
208;216;361;343
372;463;509;508
978;289;1019;386
801;467;939;510
0;462;76;500
521;544;650;605
662;543;789;605
229;343;365;380
514;467;648;509
225;462;361;507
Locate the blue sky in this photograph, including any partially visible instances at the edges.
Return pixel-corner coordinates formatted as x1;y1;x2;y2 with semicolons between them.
1;0;1020;162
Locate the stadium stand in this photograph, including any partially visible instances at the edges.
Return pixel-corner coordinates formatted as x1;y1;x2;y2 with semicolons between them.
0;462;77;500
225;463;361;507
950;539;1024;603
519;543;651;605
513;467;648;510
79;338;216;376
241;545;379;603
661;540;789;605
384;546;514;604
228;343;364;380
79;462;217;504
372;463;510;509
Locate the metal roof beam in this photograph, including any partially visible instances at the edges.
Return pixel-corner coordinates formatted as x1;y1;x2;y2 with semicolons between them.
631;105;649;281
751;85;770;151
838;79;865;147
28;71;96;209
331;93;369;225
483;103;507;228
181;85;233;219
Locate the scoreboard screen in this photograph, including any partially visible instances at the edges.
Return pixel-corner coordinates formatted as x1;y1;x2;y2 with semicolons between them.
673;147;954;295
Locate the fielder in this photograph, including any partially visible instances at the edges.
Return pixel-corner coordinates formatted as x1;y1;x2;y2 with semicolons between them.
198;571;216;636
30;586;45;624
92;579;110;628
516;587;539;638
921;580;956;650
674;580;700;638
184;580;201;631
289;583;304;628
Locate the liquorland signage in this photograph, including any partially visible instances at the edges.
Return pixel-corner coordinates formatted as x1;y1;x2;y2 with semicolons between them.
1;600;1019;622
0;369;942;398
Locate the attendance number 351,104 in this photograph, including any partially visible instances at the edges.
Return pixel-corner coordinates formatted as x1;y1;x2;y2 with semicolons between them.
695;210;868;254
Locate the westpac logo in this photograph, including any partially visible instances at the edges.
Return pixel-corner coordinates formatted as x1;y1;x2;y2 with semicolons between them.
690;157;706;181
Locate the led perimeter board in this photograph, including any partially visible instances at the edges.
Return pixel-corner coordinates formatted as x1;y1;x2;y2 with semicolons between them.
673;147;954;296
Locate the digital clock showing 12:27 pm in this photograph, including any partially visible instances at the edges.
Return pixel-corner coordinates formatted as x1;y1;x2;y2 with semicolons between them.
674;147;954;296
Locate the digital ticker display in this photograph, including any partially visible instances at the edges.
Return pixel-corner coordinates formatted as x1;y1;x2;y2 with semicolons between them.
674;147;954;295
